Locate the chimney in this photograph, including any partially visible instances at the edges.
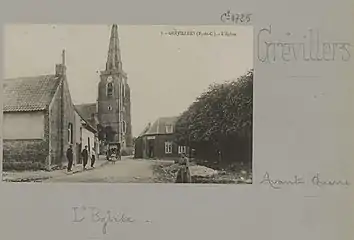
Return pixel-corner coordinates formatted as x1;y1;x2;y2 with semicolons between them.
55;64;63;76
62;49;65;65
55;49;67;76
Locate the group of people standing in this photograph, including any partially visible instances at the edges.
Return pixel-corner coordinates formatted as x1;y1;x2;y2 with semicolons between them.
66;145;96;172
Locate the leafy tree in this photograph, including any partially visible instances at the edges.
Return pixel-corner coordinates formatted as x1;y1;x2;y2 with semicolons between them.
175;69;253;167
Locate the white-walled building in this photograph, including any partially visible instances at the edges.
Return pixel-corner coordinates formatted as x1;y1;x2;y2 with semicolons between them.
74;107;99;162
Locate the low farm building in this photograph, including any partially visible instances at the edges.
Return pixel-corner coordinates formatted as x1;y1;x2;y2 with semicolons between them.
3;53;78;171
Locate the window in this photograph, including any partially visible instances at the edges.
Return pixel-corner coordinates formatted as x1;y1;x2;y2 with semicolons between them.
122;121;127;134
68;123;73;144
108;105;113;111
165;124;174;133
178;146;186;154
122;83;125;98
165;141;173;154
107;82;113;97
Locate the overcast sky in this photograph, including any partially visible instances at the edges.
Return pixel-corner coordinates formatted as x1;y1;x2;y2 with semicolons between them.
4;24;253;137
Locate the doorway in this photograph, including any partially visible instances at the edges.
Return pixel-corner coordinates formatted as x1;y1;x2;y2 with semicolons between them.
88;137;91;153
147;139;154;158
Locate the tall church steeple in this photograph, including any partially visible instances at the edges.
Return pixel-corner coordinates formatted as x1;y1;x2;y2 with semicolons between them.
106;24;122;72
98;24;133;151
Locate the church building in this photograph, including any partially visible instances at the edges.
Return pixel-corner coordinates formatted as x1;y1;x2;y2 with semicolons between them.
76;24;133;154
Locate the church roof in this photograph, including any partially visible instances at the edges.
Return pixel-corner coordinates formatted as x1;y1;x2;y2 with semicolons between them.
142;116;179;136
3;74;61;112
75;103;96;121
74;107;97;133
74;103;97;130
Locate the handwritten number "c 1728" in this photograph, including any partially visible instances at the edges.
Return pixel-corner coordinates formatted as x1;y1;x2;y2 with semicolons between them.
221;11;252;24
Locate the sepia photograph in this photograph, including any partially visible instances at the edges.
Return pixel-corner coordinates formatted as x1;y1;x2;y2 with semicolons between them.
2;24;253;184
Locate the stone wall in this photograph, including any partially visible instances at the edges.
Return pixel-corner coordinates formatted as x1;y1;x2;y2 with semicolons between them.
3;110;50;171
3;139;49;171
61;78;77;164
49;85;61;166
49;77;77;168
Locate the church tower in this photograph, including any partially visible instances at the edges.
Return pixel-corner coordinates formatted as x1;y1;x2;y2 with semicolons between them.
97;24;133;151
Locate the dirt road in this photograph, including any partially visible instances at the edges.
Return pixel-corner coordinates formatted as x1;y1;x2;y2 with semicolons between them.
45;158;169;183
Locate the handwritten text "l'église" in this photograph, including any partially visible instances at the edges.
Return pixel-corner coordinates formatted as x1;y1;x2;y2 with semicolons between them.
72;206;137;234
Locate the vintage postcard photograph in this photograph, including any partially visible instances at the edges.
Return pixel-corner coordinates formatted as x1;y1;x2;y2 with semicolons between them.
2;24;253;184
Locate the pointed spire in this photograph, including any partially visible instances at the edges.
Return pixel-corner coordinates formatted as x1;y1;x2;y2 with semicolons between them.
106;24;122;71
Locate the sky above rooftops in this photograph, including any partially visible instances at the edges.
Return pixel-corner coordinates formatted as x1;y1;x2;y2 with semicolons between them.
4;24;253;137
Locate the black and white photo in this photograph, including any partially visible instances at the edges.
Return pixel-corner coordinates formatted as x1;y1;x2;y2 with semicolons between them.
3;24;253;184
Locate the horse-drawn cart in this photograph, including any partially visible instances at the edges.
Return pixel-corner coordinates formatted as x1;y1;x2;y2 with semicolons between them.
106;142;121;162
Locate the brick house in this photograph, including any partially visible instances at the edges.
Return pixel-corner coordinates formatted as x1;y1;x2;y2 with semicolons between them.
3;51;78;171
134;116;188;159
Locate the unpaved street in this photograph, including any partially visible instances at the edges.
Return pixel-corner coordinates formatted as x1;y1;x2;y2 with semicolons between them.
40;157;251;184
45;158;170;183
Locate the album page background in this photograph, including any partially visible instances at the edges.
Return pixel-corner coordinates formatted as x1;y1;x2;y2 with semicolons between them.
0;0;353;240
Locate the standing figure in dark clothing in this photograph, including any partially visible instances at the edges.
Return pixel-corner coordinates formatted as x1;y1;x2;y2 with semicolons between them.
175;153;192;183
91;147;96;168
81;145;89;170
106;147;111;161
66;145;74;172
117;143;121;160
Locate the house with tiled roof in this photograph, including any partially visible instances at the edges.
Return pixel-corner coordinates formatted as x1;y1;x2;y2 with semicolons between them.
3;51;79;171
134;116;188;159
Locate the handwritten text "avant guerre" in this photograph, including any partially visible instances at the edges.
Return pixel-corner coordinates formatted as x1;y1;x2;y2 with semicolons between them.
260;172;350;189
